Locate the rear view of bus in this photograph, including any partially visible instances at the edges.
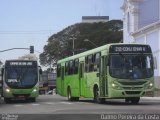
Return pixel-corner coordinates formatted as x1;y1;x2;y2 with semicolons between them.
109;44;154;103
1;60;41;103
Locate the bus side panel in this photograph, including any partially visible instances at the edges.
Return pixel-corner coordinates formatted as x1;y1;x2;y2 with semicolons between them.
84;72;99;97
64;75;80;97
56;77;62;96
63;76;70;96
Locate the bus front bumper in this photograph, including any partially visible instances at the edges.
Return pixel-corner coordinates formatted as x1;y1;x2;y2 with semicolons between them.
3;88;39;99
108;88;154;98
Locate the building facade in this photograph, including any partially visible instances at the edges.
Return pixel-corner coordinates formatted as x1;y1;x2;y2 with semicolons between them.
122;0;160;88
82;16;109;23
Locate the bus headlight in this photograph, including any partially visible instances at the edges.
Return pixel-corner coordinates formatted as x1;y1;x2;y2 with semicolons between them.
147;82;154;89
32;88;37;92
112;83;116;87
112;82;121;89
112;83;119;88
5;88;10;93
149;83;153;87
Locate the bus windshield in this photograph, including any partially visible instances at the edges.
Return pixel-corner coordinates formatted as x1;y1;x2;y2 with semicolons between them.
109;54;153;79
5;67;38;88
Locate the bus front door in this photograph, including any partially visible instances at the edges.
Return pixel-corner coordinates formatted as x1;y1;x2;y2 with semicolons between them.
79;62;85;96
61;66;65;95
100;56;108;97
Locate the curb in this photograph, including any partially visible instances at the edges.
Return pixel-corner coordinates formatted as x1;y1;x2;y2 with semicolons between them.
142;97;160;100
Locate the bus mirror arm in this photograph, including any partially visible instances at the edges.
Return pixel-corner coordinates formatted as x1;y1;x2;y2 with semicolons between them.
1;68;4;76
38;66;42;75
39;69;42;75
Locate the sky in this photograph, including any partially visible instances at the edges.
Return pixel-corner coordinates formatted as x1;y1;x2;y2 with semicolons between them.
0;0;123;67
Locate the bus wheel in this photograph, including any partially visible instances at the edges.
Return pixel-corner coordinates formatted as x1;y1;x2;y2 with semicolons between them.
67;87;79;101
131;97;140;104
67;87;73;101
74;97;79;101
94;87;105;104
30;98;36;102
125;98;130;103
4;98;11;104
27;98;36;102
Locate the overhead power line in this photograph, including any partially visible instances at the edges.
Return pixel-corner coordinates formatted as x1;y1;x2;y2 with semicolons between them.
0;30;56;35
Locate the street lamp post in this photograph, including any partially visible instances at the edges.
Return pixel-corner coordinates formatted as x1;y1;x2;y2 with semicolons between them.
84;39;97;47
69;37;76;55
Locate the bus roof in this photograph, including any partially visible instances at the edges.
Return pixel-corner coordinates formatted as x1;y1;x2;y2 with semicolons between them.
57;43;151;64
5;59;37;62
5;59;38;67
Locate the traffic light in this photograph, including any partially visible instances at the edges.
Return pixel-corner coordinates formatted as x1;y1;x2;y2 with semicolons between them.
30;46;34;53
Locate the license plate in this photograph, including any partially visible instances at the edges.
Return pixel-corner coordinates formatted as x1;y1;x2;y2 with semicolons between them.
18;96;25;98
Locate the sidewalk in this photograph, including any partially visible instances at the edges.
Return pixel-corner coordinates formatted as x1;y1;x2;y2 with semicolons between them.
142;97;160;100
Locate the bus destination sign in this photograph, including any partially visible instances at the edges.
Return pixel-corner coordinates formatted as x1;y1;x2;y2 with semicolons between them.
109;45;152;53
10;62;33;66
5;61;37;67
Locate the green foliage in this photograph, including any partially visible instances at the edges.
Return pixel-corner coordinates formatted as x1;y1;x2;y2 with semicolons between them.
39;20;123;66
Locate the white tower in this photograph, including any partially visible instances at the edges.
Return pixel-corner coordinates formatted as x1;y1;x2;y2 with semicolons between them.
121;0;141;43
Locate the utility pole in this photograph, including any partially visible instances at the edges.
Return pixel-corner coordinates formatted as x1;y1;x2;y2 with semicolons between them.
69;37;76;55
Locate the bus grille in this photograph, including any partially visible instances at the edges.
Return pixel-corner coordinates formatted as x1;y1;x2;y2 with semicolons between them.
125;91;141;95
119;81;146;85
122;87;143;90
13;94;31;98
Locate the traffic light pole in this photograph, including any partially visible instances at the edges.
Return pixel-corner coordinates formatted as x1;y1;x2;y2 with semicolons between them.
0;48;29;52
0;46;34;53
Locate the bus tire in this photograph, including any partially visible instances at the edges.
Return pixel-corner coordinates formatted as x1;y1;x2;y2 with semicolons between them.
125;98;130;103
4;98;11;104
93;87;105;104
67;87;74;101
30;98;36;102
74;97;79;101
27;98;36;102
131;97;140;104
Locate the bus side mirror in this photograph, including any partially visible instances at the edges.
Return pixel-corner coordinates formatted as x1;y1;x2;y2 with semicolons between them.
38;66;42;75
1;68;4;76
39;69;42;75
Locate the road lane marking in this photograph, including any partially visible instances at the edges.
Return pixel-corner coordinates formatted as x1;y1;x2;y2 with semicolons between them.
13;101;74;107
32;104;40;106
13;104;24;107
44;102;56;105
59;102;73;105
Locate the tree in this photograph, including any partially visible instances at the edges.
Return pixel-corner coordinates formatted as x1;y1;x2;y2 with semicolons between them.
39;20;123;66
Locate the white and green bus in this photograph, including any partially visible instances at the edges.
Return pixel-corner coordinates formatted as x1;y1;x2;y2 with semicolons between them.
56;43;154;104
1;60;42;103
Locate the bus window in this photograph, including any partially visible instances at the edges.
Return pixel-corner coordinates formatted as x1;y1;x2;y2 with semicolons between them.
85;57;88;72
65;62;69;75
57;64;61;77
94;53;101;72
74;59;79;74
109;54;153;79
88;55;94;72
69;60;74;75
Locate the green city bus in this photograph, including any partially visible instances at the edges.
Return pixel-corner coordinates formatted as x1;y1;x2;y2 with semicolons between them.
56;43;154;104
1;59;42;103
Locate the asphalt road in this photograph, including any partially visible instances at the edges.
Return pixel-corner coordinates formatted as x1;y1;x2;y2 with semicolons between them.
0;94;160;120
